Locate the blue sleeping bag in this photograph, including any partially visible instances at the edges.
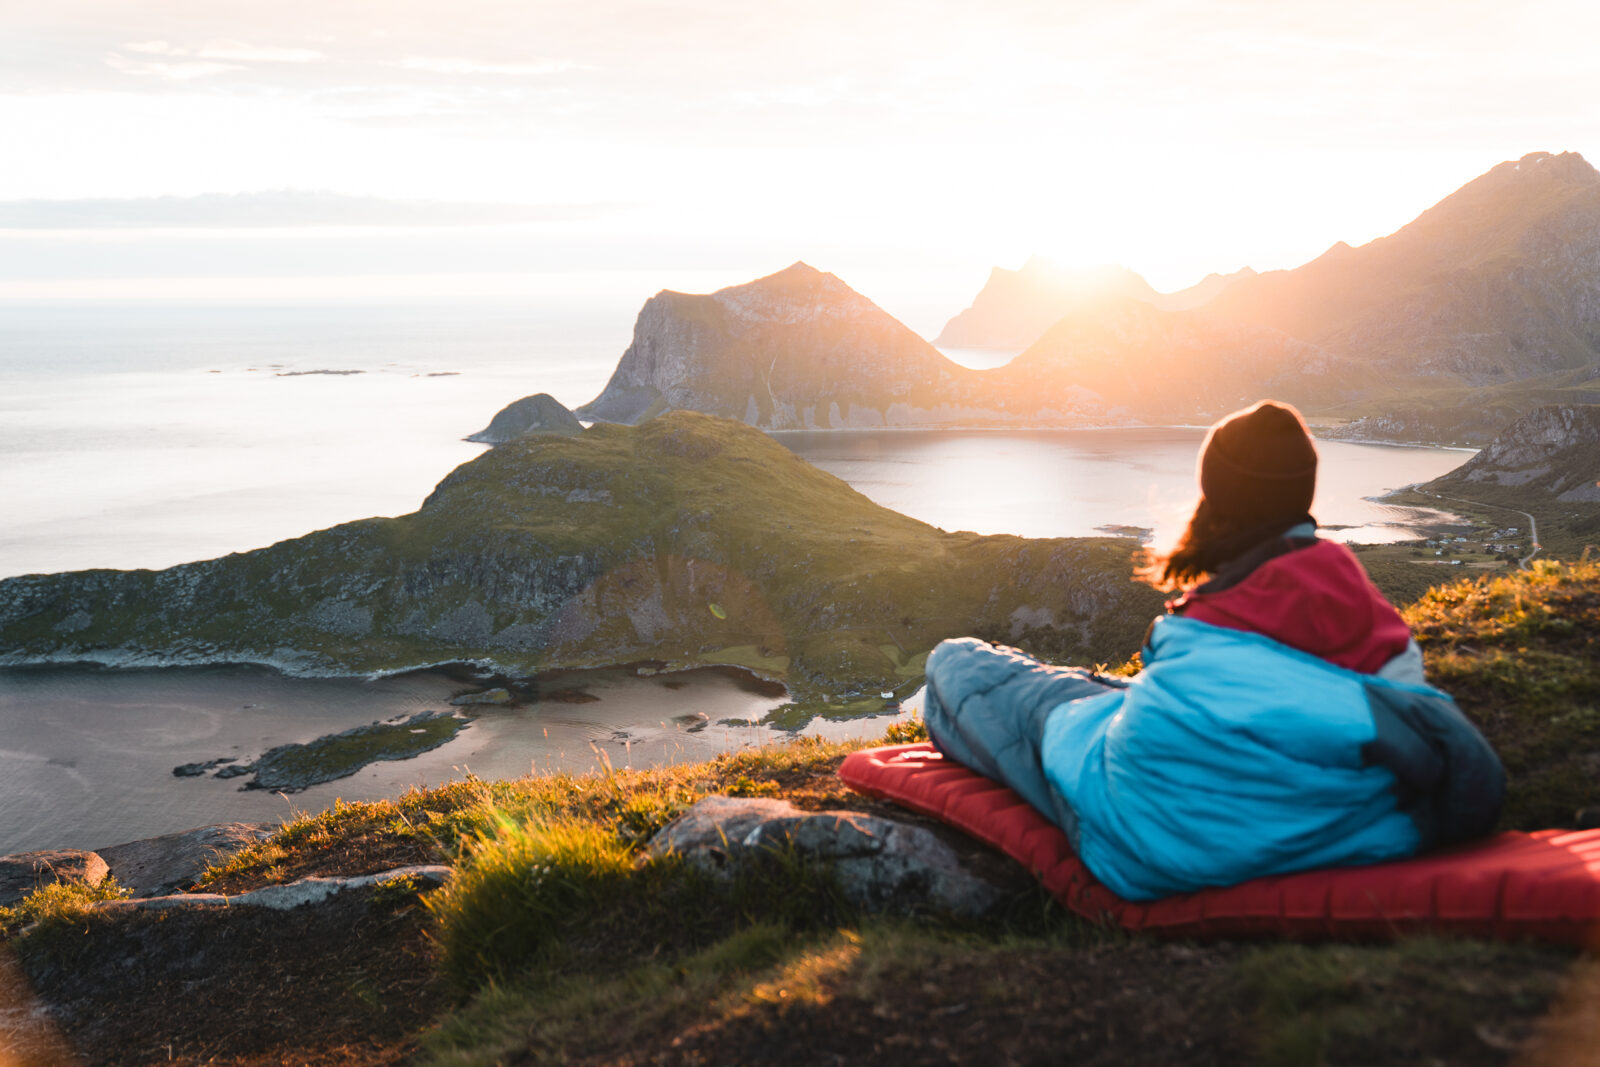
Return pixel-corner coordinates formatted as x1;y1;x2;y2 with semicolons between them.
926;616;1504;901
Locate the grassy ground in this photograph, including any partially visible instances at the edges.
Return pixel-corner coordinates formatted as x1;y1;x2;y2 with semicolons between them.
1406;559;1600;829
6;561;1599;1065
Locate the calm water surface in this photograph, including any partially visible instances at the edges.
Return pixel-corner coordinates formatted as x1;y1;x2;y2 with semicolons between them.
778;427;1470;544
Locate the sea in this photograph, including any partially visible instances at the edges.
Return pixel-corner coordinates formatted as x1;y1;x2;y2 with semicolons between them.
0;298;1473;854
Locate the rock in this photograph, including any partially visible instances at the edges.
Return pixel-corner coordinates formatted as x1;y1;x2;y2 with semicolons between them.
95;824;275;898
172;756;238;778
0;849;110;906
450;687;512;706
1428;405;1600;499
646;795;1015;917
98;864;452;913
465;393;583;444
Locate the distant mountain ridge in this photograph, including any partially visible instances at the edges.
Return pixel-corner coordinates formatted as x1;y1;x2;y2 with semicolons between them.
1209;151;1600;387
555;151;1600;440
932;257;1257;350
577;263;1108;430
1003;294;1356;420
574;262;1347;428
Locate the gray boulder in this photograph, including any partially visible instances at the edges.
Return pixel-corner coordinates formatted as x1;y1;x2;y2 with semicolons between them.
95;823;275;898
0;849;110;906
466;393;584;444
646;795;1016;917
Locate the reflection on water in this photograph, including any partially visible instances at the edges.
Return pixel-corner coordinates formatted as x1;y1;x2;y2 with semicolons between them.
0;663;910;855
777;428;1472;544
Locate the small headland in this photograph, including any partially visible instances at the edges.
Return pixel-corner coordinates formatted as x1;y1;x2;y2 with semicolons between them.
175;709;472;793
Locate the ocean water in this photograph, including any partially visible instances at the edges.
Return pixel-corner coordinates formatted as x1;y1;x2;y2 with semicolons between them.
0;299;632;577
0;299;1474;854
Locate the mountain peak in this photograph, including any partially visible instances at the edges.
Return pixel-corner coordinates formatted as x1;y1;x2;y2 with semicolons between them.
1500;151;1599;184
933;259;1160;348
721;261;849;300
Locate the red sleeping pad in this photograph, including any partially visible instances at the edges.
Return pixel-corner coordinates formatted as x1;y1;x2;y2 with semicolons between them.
839;742;1600;946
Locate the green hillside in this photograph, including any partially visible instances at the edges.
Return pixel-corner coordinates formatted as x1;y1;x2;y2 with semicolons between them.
0;412;1162;712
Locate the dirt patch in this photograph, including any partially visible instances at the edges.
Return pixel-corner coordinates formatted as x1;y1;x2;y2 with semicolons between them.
200;829;446;896
529;935;1573;1067
15;888;443;1066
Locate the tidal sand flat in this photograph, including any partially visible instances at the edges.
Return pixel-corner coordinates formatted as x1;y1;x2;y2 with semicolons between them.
0;662;891;856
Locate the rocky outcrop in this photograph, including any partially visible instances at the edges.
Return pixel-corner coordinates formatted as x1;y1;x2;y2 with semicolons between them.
647;795;1026;917
466;393;583;444
98;865;451;913
0;850;108;906
0;412;1164;705
1426;404;1600;501
94;824;274;898
1319;405;1535;447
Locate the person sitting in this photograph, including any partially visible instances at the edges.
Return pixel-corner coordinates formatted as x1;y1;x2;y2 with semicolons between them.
922;399;1504;901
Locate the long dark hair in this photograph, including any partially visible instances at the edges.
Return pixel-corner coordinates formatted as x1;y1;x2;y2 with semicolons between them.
1138;498;1311;591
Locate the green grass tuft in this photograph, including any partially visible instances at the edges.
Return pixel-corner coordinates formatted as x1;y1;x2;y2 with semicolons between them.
0;877;128;940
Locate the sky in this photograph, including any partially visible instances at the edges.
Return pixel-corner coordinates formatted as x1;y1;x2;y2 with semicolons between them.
3;0;1599;332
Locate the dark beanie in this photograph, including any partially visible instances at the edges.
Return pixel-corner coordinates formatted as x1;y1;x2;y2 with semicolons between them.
1198;400;1318;524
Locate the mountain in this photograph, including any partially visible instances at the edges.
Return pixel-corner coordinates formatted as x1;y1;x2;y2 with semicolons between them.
0;413;1161;704
581;263;974;429
1160;266;1259;311
928;259;1260;350
560;153;1600;440
1210;151;1600;387
466;393;583;444
1002;294;1357;420
575;263;1106;429
932;259;1257;350
1425;404;1600;503
933;259;1162;349
568;262;1353;427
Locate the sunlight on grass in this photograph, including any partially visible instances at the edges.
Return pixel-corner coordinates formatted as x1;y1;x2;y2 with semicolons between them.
425;813;648;987
732;930;862;1012
0;878;128;939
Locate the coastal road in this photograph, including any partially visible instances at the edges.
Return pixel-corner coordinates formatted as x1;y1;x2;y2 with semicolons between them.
1419;491;1541;568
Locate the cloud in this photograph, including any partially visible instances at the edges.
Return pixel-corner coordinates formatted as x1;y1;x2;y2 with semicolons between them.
394;56;589;76
0;190;615;230
103;54;245;81
124;39;328;63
